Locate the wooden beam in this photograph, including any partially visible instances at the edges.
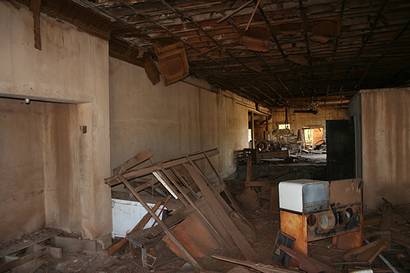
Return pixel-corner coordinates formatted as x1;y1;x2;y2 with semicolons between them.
245;0;262;31
105;148;219;186
113;150;152;175
30;0;41;50
217;0;253;23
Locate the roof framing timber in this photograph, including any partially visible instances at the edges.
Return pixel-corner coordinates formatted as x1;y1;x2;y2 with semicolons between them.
13;0;410;107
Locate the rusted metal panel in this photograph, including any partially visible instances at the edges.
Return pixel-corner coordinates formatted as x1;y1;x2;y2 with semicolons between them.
360;88;410;210
280;210;308;255
162;213;220;258
329;179;362;206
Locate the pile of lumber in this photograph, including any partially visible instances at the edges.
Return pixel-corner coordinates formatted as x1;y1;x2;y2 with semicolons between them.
105;148;258;271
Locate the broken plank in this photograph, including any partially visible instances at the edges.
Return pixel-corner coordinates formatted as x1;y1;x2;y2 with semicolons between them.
343;239;389;264
161;168;229;249
113;150;153;175
105;148;218;186
121;176;202;270
0;249;46;273
391;232;410;249
279;245;338;273
0;234;54;257
212;255;299;273
183;163;257;260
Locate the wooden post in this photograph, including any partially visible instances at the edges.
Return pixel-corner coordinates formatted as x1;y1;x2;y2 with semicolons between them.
30;0;42;50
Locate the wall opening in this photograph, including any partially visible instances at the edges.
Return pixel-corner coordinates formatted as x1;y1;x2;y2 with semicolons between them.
0;96;83;241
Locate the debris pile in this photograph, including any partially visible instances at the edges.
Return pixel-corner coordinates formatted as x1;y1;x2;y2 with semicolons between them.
104;148;266;271
2;149;409;273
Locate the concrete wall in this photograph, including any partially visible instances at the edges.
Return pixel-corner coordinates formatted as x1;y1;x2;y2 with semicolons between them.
361;88;410;210
0;2;111;240
109;58;249;177
271;106;349;135
0;99;46;241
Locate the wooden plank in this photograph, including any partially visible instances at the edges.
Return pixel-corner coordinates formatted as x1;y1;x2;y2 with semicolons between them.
343;239;389;264
279;246;338;273
161;168;229;248
0;234;53;257
30;0;42;50
131;178;157;193
202;152;244;215
113;150;153;175
154;170;189;206
212;255;299;273
391;232;410;249
121;177;202;270
106;148;218;186
0;249;46;273
245;0;262;31
217;0;253;23
183;163;257;260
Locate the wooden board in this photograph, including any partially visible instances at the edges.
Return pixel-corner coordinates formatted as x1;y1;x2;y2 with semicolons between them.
184;163;257;260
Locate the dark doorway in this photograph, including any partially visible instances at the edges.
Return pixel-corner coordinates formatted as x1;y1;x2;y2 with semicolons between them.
326;119;355;180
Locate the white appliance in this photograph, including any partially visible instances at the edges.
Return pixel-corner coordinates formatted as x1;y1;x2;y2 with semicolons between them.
112;198;164;238
278;179;329;213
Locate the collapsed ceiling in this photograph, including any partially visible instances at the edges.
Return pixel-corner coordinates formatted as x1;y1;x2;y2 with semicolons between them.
15;0;410;106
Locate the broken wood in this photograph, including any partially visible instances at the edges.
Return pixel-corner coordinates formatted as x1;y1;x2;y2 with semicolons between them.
120;176;202;270
391;232;410;250
343;239;389;264
279;245;338;273
245;0;262;31
0;249;46;273
183;163;257;260
143;53;160;85
212;254;299;273
106;197;168;256
113;150;153;175
160;169;227;248
105;148;218;186
154;41;189;85
217;0;254;23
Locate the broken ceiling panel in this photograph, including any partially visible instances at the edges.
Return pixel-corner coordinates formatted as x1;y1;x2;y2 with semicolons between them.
25;0;410;106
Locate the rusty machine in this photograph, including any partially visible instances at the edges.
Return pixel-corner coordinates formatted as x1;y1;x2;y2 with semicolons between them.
278;179;363;255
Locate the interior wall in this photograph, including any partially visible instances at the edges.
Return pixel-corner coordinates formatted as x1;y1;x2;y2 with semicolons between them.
109;58;249;177
271;106;349;135
0;99;46;241
0;2;111;240
361;88;410;210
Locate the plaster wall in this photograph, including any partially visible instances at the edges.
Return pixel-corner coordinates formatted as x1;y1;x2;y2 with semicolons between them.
109;58;249;178
0;99;46;241
361;88;410;210
0;2;111;240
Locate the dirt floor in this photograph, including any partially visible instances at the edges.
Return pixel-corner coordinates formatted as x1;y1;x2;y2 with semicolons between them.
1;186;409;273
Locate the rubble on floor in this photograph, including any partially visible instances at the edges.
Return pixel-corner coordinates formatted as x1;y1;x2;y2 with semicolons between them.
2;149;409;273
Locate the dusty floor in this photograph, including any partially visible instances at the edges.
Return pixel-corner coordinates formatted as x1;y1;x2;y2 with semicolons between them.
2;189;410;273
